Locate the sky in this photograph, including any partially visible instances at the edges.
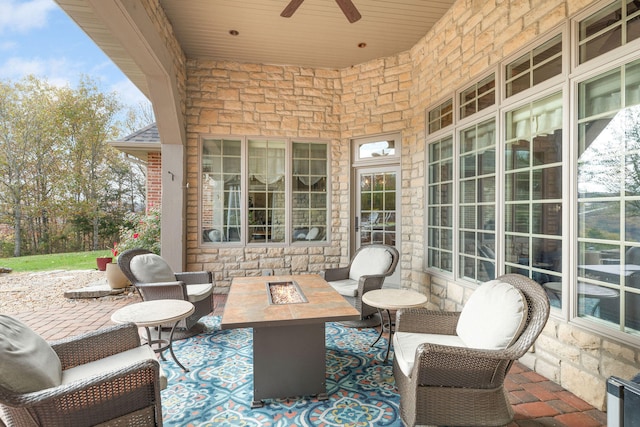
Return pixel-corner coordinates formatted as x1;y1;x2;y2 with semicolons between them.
0;0;148;109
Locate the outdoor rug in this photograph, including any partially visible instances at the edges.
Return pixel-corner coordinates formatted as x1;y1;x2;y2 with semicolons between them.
160;316;402;426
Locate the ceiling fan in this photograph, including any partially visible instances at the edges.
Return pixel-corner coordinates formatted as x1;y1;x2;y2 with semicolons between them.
280;0;362;23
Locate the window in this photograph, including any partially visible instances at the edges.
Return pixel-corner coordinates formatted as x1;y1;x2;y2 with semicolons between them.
425;12;640;342
506;34;562;97
427;136;454;272
460;74;496;119
504;92;563;292
201;138;242;243
577;59;640;333
357;139;396;160
292;142;328;242
201;137;329;245
427;99;453;134
359;171;397;246
578;0;640;64
248;139;286;243
459;119;497;282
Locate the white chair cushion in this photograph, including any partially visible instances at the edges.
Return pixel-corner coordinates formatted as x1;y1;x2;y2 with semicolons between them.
305;227;320;240
62;345;167;390
130;253;175;283
456;280;528;350
393;332;467;378
208;229;222;242
0;315;62;393
328;279;359;297
349;247;393;281
186;283;214;302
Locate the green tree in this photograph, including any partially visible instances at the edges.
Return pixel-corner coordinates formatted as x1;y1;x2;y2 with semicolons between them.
0;80;29;256
22;78;64;254
56;76;121;251
0;75;148;256
0;77;62;256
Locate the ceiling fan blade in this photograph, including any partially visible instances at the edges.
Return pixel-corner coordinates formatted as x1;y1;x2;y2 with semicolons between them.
335;0;361;23
281;0;305;18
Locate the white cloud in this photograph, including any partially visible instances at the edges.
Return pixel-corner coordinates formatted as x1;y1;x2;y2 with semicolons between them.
0;40;16;51
0;56;149;110
0;56;74;87
110;78;150;107
0;0;56;33
0;57;46;78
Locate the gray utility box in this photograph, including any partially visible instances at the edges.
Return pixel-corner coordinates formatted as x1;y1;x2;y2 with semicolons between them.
607;375;640;427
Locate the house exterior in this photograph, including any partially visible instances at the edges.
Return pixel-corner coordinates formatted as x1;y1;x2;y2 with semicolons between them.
57;0;640;411
109;122;162;212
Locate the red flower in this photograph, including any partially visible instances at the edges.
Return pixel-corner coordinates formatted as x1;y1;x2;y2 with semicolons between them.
111;242;118;257
133;233;139;239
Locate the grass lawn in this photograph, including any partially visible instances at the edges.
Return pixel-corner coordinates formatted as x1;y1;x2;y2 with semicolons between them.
0;250;109;272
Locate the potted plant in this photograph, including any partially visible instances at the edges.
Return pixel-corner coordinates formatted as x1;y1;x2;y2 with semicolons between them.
104;243;129;289
96;255;112;271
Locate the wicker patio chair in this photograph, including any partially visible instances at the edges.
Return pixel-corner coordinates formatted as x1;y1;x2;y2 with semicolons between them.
324;244;399;327
118;248;213;332
392;274;550;427
0;319;163;427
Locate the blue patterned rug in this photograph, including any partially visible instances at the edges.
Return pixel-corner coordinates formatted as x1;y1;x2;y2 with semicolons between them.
160;316;401;426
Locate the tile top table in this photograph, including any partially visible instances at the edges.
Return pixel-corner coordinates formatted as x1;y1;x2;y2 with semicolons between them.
221;274;360;329
221;274;359;407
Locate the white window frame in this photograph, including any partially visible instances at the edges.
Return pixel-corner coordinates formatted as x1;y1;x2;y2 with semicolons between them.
198;135;331;247
424;16;640;344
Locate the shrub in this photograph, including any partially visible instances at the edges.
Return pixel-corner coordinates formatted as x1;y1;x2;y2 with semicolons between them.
116;208;161;255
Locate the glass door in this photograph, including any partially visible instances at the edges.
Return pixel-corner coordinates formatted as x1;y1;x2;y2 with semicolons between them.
355;166;401;286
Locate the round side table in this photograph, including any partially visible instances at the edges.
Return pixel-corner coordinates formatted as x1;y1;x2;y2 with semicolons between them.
111;299;195;371
362;289;428;362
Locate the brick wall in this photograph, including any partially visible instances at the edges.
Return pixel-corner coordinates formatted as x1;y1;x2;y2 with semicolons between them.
146;152;162;211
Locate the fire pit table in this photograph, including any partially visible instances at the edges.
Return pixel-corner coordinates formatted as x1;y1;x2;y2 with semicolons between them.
221;274;360;408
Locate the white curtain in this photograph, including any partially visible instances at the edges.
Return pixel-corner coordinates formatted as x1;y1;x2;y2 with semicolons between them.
249;148;285;184
294;159;325;186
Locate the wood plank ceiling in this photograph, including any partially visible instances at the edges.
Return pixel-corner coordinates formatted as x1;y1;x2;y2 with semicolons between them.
160;0;456;69
55;0;456;98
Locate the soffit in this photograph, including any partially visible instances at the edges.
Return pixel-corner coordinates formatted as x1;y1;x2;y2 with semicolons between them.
160;0;456;69
56;0;455;97
56;0;151;97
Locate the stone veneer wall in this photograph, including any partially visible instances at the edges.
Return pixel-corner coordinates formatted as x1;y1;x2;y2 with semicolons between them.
184;62;344;288
177;0;640;410
401;0;640;411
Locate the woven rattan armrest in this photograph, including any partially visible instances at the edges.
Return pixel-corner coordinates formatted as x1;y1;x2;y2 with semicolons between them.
395;308;460;335
50;323;141;369
357;275;385;295
413;342;515;389
175;271;211;285
136;281;189;300
323;266;350;281
0;358;159;408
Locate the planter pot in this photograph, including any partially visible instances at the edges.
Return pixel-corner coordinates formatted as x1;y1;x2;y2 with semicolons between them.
96;257;113;271
105;262;130;289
